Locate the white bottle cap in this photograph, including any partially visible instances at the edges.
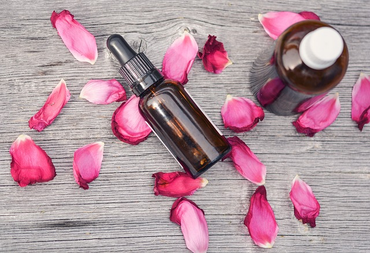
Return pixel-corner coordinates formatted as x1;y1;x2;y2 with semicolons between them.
299;27;344;70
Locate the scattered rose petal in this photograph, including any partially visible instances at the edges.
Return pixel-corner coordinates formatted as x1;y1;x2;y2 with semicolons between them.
292;93;340;137
111;95;151;145
198;35;232;74
244;186;279;248
10;135;56;187
352;73;370;130
170;197;209;253
256;78;285;107
162;31;198;84
29;79;71;132
258;11;320;40
222;136;266;185
73;142;104;190
221;95;264;132
80;79;126;105
295;93;327;113
152;171;208;198
51;10;98;64
290;175;320;227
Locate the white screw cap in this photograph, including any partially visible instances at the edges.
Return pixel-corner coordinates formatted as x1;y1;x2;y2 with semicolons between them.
299;27;344;70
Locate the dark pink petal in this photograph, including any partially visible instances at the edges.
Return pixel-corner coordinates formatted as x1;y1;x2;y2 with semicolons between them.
295;93;327;113
256;78;285;107
198;35;232;74
221;95;264;132
80;79;126;105
222;136;266;185
170;197;209;253
352;73;370;130
244;186;279;248
73;142;104;190
111;95;151;145
29;79;71;132
152;171;208;198
290;175;320;227
162;31;198;84
51;10;98;64
10;135;56;187
292;93;340;137
258;11;320;40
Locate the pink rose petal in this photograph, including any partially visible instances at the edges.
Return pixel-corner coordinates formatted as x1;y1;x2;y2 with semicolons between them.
80;79;126;105
244;186;279;248
290;175;320;227
29;79;71;132
10;135;56;187
292;93;340;137
73;142;104;190
222;136;266;185
162;31;198;84
258;11;320;40
198;35;232;74
170;197;209;253
256;78;285;107
51;10;98;64
352;73;370;130
221;95;264;132
295;93;328;113
111;95;151;145
152;171;208;198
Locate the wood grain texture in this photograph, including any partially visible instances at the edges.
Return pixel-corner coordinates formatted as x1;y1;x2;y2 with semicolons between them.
1;0;370;252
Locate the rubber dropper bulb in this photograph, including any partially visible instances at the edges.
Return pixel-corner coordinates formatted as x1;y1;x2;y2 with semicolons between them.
107;34;137;66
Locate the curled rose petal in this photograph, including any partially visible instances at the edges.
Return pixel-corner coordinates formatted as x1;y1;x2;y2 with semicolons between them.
162;31;198;84
244;186;279;248
51;10;98;64
198;35;232;74
290;175;320;227
111;95;151;145
29;79;71;132
221;95;264;132
295;93;327;113
80;79;126;105
152;171;208;198
10;135;56;187
352;73;370;130
258;11;320;40
292;93;340;137
256;78;285;107
170;197;209;253
222;136;266;185
73;142;104;190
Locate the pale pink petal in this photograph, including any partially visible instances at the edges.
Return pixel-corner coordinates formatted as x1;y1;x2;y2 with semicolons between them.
73;142;104;190
244;186;279;248
10;135;56;187
198;35;232;74
352;73;370;130
222;136;266;185
170;197;209;253
51;10;98;64
256;78;285;107
162;31;198;84
152;172;208;197
290;175;320;227
111;95;151;145
292;93;340;137
221;95;264;132
29;79;71;132
258;11;320;40
80;79;126;104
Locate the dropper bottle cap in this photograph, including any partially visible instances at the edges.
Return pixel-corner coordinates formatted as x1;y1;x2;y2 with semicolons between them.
299;27;344;70
107;34;163;96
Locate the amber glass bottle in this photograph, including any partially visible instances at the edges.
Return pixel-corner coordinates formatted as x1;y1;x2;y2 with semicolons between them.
250;20;349;116
107;34;231;178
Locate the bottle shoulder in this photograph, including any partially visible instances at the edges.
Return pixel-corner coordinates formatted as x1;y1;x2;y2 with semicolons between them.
274;20;349;94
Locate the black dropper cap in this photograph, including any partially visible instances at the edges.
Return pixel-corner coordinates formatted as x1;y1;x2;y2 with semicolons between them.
107;34;163;96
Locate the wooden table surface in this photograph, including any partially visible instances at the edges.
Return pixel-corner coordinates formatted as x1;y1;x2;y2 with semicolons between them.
1;0;369;252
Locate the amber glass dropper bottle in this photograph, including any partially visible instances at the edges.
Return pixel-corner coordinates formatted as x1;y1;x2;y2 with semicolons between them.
107;34;231;178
